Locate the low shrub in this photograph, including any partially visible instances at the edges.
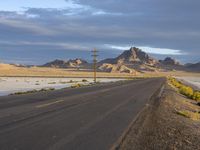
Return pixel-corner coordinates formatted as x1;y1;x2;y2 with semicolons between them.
169;77;182;88
169;77;200;102
179;86;193;98
40;88;55;92
11;88;55;95
82;79;88;82
71;83;83;88
48;82;56;84
69;80;74;83
176;110;190;118
176;110;200;120
193;91;200;101
60;81;68;84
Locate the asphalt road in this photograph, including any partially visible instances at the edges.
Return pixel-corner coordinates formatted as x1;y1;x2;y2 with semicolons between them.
0;78;165;150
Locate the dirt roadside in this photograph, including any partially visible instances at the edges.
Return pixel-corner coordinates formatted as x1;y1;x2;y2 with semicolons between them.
119;83;200;150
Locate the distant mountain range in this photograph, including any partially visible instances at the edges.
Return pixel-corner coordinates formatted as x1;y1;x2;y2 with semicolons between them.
185;62;200;72
98;47;190;73
42;58;88;68
159;57;180;66
2;47;198;74
40;47;199;73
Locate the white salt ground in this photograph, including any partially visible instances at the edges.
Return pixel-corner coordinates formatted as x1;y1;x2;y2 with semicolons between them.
0;77;123;96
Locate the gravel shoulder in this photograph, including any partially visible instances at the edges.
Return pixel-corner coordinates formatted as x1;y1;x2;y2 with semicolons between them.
120;83;200;150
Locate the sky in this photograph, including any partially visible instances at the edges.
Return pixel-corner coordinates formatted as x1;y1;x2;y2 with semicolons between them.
0;0;199;65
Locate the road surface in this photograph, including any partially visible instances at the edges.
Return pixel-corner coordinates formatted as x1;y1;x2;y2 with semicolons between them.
0;78;165;150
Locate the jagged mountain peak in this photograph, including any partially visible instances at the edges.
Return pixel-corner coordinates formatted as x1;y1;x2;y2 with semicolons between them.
117;47;151;62
100;47;157;65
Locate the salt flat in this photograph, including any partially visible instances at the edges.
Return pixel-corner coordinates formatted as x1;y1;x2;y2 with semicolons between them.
176;76;200;90
0;77;123;96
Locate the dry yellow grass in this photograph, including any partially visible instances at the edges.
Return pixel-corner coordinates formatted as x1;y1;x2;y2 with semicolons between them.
0;64;135;78
176;110;200;121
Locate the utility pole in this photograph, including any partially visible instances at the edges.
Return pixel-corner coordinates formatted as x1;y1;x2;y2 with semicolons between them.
91;48;98;83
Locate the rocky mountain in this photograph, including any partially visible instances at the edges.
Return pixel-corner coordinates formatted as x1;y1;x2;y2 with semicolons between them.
99;63;136;74
157;57;184;71
98;47;194;73
159;57;181;66
39;47;198;73
42;59;88;68
42;60;68;68
67;59;88;67
99;47;159;73
100;47;158;66
186;62;200;72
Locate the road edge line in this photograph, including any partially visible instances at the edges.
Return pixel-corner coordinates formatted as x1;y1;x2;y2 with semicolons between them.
110;80;165;150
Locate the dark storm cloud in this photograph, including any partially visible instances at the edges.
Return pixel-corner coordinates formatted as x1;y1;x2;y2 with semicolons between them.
73;0;200;15
71;0;200;51
0;0;199;64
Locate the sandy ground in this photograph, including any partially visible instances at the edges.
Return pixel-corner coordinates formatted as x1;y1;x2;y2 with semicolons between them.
0;64;136;78
119;83;200;150
0;77;123;96
0;64;199;78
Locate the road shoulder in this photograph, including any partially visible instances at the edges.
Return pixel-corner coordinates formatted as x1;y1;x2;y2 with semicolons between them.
119;83;200;150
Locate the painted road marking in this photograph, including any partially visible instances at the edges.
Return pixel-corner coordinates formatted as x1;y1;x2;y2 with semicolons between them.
158;85;165;98
36;100;64;108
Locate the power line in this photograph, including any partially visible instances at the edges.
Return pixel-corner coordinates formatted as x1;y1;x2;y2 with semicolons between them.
91;49;98;83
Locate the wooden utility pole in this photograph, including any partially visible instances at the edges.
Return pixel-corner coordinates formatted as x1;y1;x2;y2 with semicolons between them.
91;49;98;83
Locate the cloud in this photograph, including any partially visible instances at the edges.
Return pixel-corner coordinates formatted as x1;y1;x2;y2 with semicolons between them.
0;40;91;51
73;0;200;15
0;17;58;35
105;44;184;55
0;0;199;64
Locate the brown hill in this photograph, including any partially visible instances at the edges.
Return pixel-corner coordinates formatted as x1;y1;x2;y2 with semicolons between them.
159;57;181;66
99;63;137;74
42;59;68;68
0;63;17;70
42;59;88;68
186;62;200;72
67;59;88;67
158;57;185;71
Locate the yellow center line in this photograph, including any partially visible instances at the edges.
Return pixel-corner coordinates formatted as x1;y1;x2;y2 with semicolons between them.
36;100;64;108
